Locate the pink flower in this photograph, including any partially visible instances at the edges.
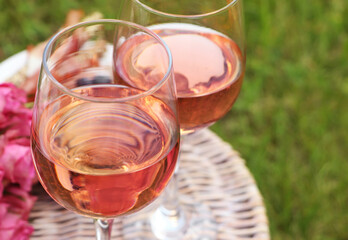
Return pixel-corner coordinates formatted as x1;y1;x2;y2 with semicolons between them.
0;143;36;193
0;185;36;240
2;186;37;220
0;169;5;199
0;83;35;193
0;83;27;110
0;83;28;129
0;83;36;240
3;110;32;142
0;187;36;240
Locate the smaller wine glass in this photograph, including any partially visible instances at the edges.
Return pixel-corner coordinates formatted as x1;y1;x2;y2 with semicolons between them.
30;19;180;240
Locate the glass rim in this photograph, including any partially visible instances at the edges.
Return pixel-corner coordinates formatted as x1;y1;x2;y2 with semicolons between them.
42;19;174;103
133;0;240;19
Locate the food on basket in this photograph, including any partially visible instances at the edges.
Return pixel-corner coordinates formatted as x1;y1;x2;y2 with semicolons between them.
6;10;103;100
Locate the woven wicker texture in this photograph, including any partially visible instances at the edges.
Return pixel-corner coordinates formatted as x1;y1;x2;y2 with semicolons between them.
29;129;270;240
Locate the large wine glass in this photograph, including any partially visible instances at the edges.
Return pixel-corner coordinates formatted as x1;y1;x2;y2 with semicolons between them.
120;0;245;239
30;19;180;240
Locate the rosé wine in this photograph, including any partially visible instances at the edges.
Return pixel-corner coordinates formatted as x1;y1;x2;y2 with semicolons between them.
115;23;245;134
31;86;179;218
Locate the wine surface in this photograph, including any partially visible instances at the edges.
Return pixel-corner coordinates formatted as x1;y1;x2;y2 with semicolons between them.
115;23;245;134
32;86;179;218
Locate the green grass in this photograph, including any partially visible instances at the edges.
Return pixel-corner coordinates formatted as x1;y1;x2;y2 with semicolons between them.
0;0;347;239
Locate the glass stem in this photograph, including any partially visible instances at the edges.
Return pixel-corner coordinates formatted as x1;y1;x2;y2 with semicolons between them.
94;219;114;240
150;141;187;239
160;136;184;217
160;173;182;217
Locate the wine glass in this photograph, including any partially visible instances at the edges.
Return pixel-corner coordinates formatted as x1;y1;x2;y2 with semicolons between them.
30;19;180;240
120;0;245;239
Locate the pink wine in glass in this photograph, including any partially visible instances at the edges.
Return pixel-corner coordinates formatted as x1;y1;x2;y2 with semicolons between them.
31;86;179;218
115;23;245;134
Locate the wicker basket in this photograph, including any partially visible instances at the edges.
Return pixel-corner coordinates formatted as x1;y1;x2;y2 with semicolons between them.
29;129;270;240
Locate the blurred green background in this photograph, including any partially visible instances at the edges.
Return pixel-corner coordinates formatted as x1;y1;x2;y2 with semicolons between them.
0;0;347;239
